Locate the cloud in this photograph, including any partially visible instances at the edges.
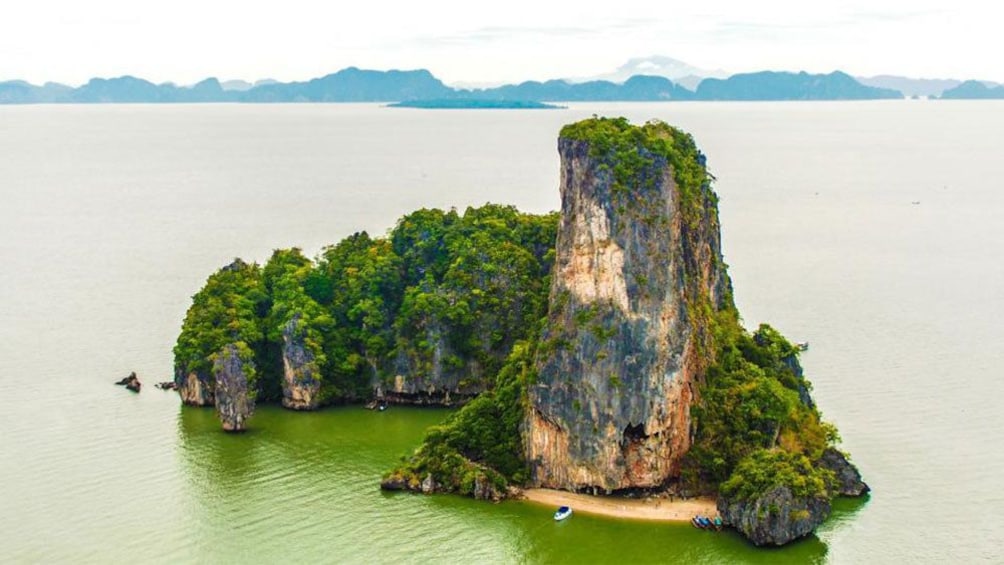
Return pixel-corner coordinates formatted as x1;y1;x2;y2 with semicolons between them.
850;8;946;24
406;19;656;48
711;8;946;40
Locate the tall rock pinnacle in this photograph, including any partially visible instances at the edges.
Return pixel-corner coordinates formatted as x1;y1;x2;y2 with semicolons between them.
526;118;732;492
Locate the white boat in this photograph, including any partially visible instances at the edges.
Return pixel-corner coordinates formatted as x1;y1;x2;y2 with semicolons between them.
553;506;572;521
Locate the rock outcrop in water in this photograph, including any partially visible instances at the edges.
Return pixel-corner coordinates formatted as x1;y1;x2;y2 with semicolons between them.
712;446;857;546
212;343;256;432
115;372;142;393
718;485;831;546
525;120;731;491
715;449;870;545
818;448;870;496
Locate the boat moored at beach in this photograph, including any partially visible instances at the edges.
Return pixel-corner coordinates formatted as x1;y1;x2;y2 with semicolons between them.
692;515;723;531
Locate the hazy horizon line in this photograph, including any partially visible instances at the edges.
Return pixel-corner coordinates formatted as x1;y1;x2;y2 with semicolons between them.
1;62;994;90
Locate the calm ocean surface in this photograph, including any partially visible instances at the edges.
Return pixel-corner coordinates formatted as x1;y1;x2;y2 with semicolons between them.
1;102;1002;563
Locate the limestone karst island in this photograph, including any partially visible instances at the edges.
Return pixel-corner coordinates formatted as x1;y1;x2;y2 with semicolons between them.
172;117;868;547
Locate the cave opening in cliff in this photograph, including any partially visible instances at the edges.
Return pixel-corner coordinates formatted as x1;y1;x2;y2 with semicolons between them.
622;422;647;443
618;425;650;451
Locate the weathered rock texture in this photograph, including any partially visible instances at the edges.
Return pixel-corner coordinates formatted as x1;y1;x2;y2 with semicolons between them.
281;314;322;410
526;134;731;491
115;372;142;393
175;368;214;406
212;343;255;432
381;339;482;406
818;448;870;496
717;486;830;546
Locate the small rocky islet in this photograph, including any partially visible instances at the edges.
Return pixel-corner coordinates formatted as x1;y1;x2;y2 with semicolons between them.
170;117;867;546
114;372;142;392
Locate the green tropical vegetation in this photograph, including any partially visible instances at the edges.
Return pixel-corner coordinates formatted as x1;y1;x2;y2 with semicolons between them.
683;307;842;500
173;259;267;397
383;340;538;496
388;118;847;501
173;204;558;406
559;116;714;228
720;449;836;502
176;117;850;506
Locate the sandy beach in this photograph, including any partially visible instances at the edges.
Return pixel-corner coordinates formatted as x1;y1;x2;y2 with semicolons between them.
521;488;717;522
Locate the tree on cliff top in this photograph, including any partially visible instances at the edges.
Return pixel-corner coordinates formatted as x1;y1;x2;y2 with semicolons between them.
174;259;267;384
559;116;715;229
175;205;556;408
720;448;836;502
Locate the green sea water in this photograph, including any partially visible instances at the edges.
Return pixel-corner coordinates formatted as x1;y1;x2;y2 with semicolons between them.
177;405;859;564
2;102;1002;563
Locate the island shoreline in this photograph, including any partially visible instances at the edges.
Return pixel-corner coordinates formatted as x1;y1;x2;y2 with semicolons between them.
520;488;717;523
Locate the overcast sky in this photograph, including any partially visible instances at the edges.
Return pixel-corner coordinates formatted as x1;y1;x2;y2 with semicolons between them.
2;0;1001;86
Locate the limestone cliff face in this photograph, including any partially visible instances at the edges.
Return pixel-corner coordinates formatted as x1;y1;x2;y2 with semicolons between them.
281;314;322;410
175;368;214;406
526;133;731;492
382;327;483;406
212;343;255;432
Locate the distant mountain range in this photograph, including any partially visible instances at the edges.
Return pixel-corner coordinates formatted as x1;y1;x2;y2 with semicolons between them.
573;56;998;98
695;71;900;100
570;55;729;91
466;74;695;101
1;62;1000;104
939;80;1004;99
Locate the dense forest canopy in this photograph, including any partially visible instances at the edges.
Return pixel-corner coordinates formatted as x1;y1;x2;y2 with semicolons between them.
174;204;558;406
